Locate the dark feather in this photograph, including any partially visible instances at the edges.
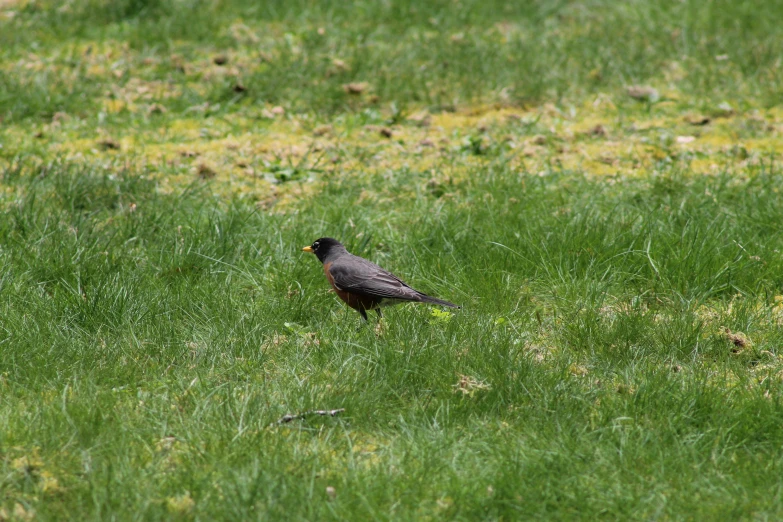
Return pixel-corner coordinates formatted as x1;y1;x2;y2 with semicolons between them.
328;255;459;307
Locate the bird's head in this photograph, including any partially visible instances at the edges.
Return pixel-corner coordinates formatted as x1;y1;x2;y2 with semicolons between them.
302;237;347;263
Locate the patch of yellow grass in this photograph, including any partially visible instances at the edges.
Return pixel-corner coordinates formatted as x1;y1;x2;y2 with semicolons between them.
2;100;781;209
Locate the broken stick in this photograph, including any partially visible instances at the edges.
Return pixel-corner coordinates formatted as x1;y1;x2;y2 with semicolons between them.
275;408;345;425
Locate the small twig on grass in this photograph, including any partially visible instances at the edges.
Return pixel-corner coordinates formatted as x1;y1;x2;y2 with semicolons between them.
274;409;345;426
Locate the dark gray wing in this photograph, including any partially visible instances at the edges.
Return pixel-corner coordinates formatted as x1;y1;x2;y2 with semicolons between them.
328;255;424;301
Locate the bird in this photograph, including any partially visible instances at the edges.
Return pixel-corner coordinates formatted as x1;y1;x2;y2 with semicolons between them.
302;237;460;320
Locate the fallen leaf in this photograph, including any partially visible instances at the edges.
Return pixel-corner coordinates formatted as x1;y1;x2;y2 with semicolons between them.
98;138;120;150
722;328;751;352
453;374;491;395
313;125;332;137
213;54;228;65
156;436;177;452
522;145;540;157
261;107;285;118
675;135;696;144
408;112;431;127
685;115;711;126
589;124;607;137
598;154;617;166
197;163;216;179
714;102;735;118
379;127;393;138
343;82;368;95
626;85;659;102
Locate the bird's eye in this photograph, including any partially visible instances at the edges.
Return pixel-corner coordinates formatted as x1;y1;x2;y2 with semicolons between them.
313;242;319;248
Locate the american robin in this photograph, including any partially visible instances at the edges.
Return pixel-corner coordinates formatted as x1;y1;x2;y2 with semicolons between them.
302;237;460;320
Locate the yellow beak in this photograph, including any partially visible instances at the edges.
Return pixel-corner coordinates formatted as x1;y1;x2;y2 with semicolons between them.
302;246;314;253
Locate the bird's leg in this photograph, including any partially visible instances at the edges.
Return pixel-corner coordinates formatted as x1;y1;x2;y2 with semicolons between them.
375;309;383;319
354;307;370;332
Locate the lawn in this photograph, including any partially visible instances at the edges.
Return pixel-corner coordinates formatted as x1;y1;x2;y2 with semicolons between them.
1;0;783;519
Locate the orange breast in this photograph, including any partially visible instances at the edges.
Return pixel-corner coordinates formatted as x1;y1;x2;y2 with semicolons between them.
324;262;381;311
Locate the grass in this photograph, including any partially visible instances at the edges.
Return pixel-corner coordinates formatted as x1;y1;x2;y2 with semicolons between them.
1;0;782;124
2;0;783;520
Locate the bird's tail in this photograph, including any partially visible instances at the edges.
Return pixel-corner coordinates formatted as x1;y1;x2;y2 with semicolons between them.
417;294;461;309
